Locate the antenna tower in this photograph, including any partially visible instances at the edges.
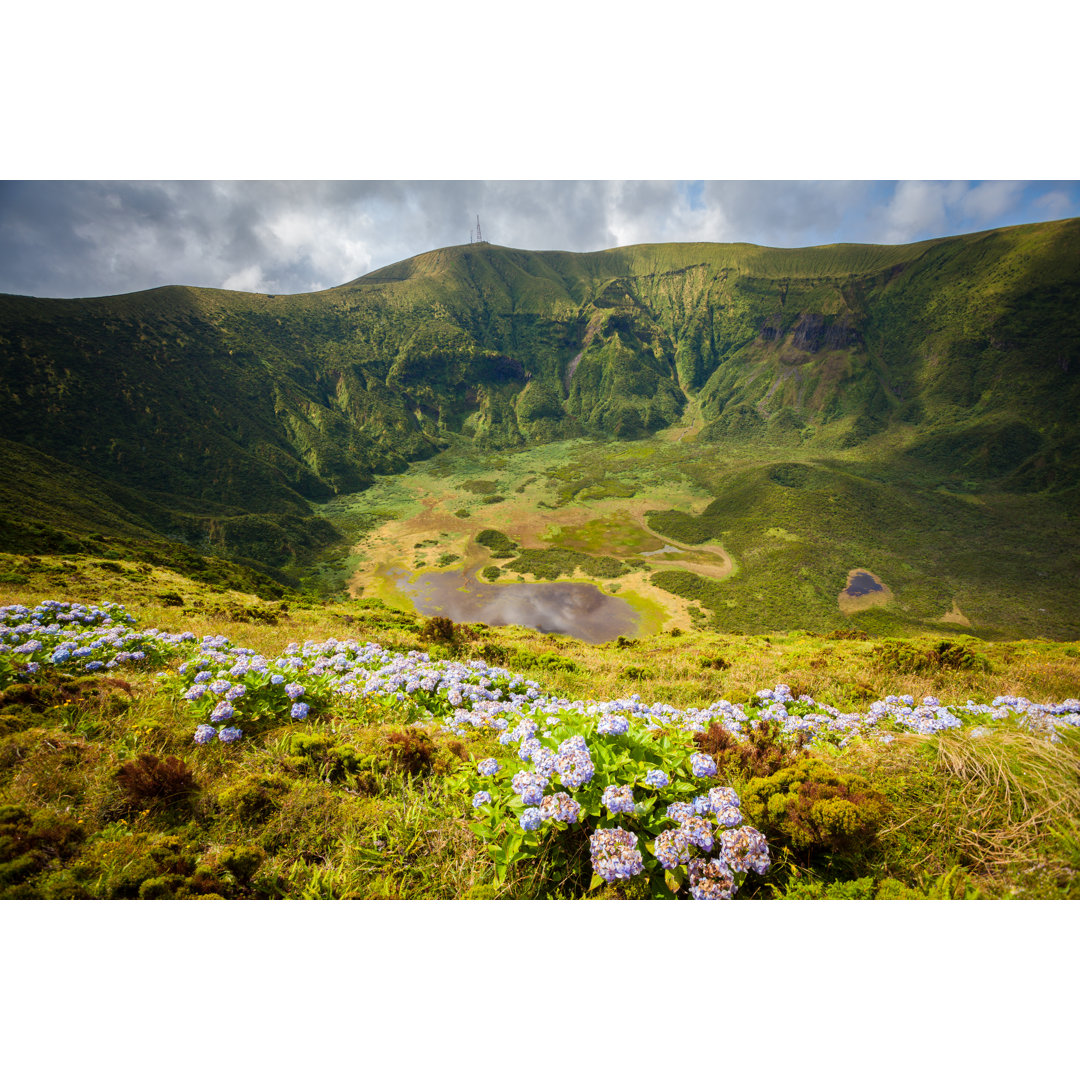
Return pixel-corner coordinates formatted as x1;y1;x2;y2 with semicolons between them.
476;215;483;244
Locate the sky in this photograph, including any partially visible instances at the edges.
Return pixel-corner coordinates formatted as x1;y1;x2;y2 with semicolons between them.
1;179;1077;299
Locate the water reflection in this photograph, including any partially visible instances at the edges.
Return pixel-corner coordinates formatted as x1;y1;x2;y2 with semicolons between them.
384;567;639;644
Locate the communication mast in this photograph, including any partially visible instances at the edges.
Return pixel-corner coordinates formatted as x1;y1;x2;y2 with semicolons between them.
475;215;483;244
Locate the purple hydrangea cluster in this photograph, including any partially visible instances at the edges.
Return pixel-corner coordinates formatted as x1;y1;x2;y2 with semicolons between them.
688;857;737;900
472;790;492;808
218;726;243;744
511;770;547;806
477;758;501;776
645;769;670;788
520;807;544;831
193;724;216;745
719;826;771;875
589;828;645;883
654;828;692;870
555;735;595;788
597;715;630;736
681;815;714;852
601;784;635;814
690;752;717;778
706;786;742;827
540;792;581;824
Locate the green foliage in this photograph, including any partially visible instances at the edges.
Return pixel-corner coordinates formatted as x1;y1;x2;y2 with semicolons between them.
742;758;888;856
874;639;990;675
475;529;518;558
504;546;630;581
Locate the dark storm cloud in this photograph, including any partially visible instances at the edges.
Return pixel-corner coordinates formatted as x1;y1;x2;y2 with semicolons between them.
0;180;1076;299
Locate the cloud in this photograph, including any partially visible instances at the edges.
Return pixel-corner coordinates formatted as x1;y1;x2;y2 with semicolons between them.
1032;189;1074;220
0;180;1075;299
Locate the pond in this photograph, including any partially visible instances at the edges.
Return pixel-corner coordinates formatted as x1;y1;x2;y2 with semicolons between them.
381;567;640;644
844;571;885;598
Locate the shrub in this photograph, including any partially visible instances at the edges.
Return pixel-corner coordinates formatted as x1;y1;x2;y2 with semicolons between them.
116;754;199;810
384;728;436;776
418;616;456;645
695;717;809;781
742;759;888;856
874;639;989;675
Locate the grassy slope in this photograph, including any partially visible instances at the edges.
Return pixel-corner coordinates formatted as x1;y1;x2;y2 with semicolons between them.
2;564;1078;900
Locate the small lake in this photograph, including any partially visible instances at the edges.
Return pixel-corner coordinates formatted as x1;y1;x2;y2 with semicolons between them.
381;567;640;644
844;571;885;598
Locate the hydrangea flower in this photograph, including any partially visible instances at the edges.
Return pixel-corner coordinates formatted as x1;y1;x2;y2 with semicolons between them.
210;701;235;723
597;715;630;736
654;828;692;870
555;747;594;788
602;784;635;814
472;790;492;809
690;752;717;778
520;807;544;831
193;724;216;745
667;802;696;825
530;746;557;778
285;682;305;700
681;815;714;852
719;826;771;875
540;792;581;824
477;758;501;777
511;770;547;806
644;769;669;788
590;828;645;882
291;702;310;720
688;857;736;900
716;805;743;827
218;726;243;744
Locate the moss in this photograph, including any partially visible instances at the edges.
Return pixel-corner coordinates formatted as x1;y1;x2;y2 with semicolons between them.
217;774;294;825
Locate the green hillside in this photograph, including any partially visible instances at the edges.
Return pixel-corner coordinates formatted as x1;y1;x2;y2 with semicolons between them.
2;220;1079;634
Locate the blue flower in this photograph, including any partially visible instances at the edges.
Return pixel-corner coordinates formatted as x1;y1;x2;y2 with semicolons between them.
555;747;594;788
194;724;216;745
590;828;645;882
472;790;492;809
654;828;692;870
597;715;630;736
520;807;544;831
540;792;581;824
291;702;310;720
602;784;635;814
210;701;235;723
645;769;669;788
511;770;546;806
719;826;770;875
688;857;736;900
477;758;501;776
285;682;305;700
218;726;243;744
690;752;717;778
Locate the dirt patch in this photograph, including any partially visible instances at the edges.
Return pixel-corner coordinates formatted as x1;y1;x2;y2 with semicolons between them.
940;599;972;627
838;568;893;615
